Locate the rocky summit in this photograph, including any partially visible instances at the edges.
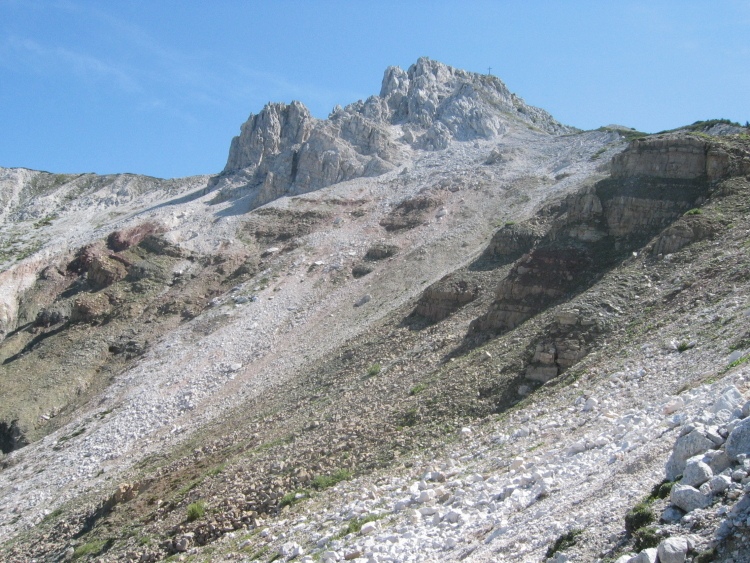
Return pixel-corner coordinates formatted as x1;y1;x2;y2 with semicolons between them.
1;58;750;563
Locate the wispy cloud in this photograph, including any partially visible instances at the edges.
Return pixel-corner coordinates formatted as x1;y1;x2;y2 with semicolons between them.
0;1;363;126
0;36;141;92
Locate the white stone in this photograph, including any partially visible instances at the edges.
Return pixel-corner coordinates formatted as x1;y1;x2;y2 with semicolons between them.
708;474;732;493
670;483;712;512
582;397;598;412
665;429;715;481
443;510;462;524
726;417;750;461
711;386;744;414
657;536;689;563
628;547;658;563
681;458;712;487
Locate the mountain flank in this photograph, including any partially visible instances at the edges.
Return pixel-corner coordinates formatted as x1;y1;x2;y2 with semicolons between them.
1;58;750;562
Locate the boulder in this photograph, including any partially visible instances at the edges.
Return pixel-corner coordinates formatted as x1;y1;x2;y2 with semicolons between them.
628;547;657;563
680;458;712;488
657;536;689;563
726;417;750;461
665;429;715;481
670;483;712;513
660;506;684;524
711;386;745;415
703;450;731;474
708;474;732;494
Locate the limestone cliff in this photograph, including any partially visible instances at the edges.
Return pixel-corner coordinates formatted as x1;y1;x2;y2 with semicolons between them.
212;57;574;209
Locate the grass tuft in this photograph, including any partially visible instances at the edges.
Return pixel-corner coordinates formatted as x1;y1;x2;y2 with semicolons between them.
186;500;206;521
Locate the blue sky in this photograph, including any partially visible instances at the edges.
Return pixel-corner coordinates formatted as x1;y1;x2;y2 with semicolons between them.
1;1;748;178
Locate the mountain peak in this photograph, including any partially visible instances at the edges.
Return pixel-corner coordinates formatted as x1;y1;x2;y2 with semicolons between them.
217;58;572;209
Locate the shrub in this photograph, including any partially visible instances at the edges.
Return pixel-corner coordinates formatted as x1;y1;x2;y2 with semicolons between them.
633;526;660;551
694;548;717;563
685;208;703;216
545;529;583;558
366;363;381;376
625;501;655;534
648;480;675;501
187;500;206;521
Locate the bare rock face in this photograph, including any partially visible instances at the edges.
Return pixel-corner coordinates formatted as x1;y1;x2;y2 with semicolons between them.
611;134;750;182
70;292;112;324
472;245;592;333
214;58;573;210
414;274;481;322
107;222;163;252
487;223;543;260
378;58;572;141
216;100;401;208
612;136;709;180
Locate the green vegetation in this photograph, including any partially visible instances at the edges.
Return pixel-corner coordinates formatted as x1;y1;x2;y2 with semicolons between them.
206;462;227;477
279;491;306;508
399;407;420;427
42;507;64;522
337;513;383;538
633;526;660;551
676;341;693;352
409;383;427;395
545;529;584;558
596;126;648;142
278;469;353;507
33;214;58;228
687;118;744;131
366;363;381;376
685;208;703;215
186;500;206;521
726;354;750;372
693;548;717;563
648;480;675;502
591;147;607;160
72;539;109;559
311;468;352;490
625;501;654;534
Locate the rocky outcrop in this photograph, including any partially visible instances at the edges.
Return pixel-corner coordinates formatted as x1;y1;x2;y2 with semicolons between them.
486;223;543;260
612;134;750;182
107;222;163;252
525;306;605;382
472;244;592;333
380;193;442;231
0;420;27;454
414;274;481;322
472;132;750;350
213;58;574;210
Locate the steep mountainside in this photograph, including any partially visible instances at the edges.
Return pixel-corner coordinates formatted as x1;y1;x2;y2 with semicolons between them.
1;59;750;563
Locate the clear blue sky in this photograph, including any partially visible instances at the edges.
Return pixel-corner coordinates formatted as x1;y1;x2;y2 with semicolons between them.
1;1;748;178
